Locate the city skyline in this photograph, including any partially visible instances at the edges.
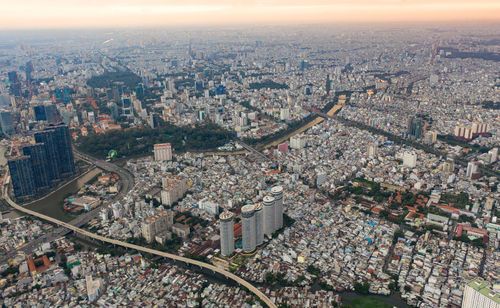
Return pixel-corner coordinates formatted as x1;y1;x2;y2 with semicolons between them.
0;6;498;306
1;0;500;29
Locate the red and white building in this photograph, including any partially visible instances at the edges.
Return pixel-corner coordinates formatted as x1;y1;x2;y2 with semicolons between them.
154;143;172;161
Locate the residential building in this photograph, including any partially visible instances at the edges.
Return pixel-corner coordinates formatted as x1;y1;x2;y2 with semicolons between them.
241;204;256;253
263;195;275;236
8;156;35;198
154;143;172;161
172;223;190;238
403;151;417;168
461;278;500;308
272;185;284;230
219;211;235;257
22;143;50;190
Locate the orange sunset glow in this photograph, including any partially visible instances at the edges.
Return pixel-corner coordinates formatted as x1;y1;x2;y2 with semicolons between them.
1;0;499;29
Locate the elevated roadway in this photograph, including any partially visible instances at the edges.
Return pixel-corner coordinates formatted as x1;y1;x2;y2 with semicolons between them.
4;149;135;257
3;181;276;308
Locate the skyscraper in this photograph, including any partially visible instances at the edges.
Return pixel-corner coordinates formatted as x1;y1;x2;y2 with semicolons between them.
326;74;331;95
241;204;256;253
263;195;275;236
219;211;235;257
8;71;21;97
272;186;284;230
25;61;33;88
254;203;264;246
52;124;75;175
8;156;35;198
34;129;61;181
22;143;50;190
44;104;59;123
466;162;479;179
33;105;47;121
0;111;14;135
461;278;500;308
407;116;424;140
34;124;75;180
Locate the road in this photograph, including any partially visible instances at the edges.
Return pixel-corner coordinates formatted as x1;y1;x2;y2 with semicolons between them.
2;179;276;308
238;141;272;162
3;149;135;257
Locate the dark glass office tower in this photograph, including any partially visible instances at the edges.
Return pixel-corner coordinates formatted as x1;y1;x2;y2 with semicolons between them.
407;116;424;140
33;105;47;121
44;105;59;123
52;124;75;175
0;111;14;135
8;71;21;96
8;156;35;198
23;143;50;190
34;129;61;182
34;124;75;179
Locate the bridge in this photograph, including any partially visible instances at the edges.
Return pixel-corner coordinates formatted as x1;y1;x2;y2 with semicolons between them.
237;141;272;162
2;153;276;307
3;148;135;257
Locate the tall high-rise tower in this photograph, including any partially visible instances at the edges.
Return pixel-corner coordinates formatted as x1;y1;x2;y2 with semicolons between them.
52;124;75;175
241;204;256;253
0;111;14;135
407;116;424;140
263;196;275;236
34;124;75;179
22;143;50;190
8;156;35;198
461;278;500;308
219;211;235;257
272;186;284;230
34;129;60;182
254;203;264;246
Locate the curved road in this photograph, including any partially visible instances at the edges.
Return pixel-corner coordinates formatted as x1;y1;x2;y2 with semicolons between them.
3;149;135;257
3;150;276;308
3;188;276;308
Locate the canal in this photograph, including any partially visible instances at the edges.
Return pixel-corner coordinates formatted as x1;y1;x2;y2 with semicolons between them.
23;167;102;222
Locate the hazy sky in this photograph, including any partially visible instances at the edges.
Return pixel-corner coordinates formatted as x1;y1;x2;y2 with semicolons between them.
1;0;499;29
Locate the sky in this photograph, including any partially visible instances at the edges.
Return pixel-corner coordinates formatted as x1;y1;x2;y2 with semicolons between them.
1;0;499;29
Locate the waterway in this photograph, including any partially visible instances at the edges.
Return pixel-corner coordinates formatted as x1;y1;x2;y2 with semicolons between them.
0;139;102;221
22;167;102;222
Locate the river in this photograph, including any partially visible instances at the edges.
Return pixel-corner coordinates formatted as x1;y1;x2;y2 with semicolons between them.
0;141;103;221
22;167;102;222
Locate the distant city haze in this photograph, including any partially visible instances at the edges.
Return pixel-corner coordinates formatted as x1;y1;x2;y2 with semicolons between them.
1;0;500;29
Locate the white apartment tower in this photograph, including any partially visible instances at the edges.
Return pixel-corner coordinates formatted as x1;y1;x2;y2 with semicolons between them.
272;186;284;230
219;211;235;257
241;204;256;253
254;203;264;246
462;278;500;308
367;143;378;157
403;151;417;168
466;162;479;179
263;196;276;236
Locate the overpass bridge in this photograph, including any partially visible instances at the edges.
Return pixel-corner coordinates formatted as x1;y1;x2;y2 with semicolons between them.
3;180;276;307
3;149;135;257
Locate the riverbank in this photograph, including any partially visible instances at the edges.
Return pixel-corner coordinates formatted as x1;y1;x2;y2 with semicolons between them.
23;167;102;222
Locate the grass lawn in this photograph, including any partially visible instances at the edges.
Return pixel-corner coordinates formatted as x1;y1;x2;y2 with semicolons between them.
350;296;393;308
